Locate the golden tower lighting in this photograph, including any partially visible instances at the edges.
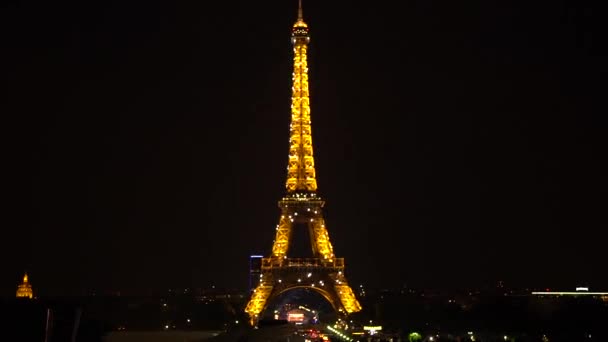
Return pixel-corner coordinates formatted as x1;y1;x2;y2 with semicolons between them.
245;0;362;326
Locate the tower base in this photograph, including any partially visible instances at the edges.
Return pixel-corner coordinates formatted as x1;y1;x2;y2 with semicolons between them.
245;257;361;326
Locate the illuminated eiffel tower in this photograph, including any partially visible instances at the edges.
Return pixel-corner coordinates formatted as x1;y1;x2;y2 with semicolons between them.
245;0;362;326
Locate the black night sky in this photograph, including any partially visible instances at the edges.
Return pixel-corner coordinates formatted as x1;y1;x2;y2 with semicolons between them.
2;0;605;296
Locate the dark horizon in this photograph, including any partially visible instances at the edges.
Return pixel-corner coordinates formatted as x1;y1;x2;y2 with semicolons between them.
2;0;605;297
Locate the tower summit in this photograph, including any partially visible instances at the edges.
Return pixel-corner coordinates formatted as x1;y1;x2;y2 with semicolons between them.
244;1;361;326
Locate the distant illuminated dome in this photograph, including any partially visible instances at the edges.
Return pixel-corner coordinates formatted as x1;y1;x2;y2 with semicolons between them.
16;273;34;299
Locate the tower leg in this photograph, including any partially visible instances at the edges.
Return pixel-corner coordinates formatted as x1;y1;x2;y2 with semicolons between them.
335;282;362;313
271;215;292;258
310;217;335;260
245;282;274;326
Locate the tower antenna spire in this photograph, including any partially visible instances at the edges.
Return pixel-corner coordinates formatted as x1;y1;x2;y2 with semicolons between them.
298;0;303;21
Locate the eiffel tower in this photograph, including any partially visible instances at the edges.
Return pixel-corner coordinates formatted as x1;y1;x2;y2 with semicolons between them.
244;0;362;326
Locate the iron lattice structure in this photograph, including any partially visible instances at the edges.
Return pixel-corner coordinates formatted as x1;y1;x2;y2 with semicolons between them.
245;1;362;326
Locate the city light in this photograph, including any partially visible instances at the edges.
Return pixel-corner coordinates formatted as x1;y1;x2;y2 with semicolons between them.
363;326;383;336
532;291;608;296
408;332;422;342
327;325;354;342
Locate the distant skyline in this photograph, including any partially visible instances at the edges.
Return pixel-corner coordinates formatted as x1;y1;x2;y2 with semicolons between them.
2;0;605;297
